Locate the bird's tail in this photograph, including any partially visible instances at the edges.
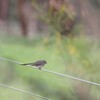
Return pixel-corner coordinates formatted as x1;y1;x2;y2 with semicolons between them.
21;63;32;66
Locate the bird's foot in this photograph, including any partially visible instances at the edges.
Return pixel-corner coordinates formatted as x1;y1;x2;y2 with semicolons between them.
39;67;41;70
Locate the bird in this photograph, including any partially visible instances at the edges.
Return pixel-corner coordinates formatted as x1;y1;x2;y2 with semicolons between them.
21;60;47;70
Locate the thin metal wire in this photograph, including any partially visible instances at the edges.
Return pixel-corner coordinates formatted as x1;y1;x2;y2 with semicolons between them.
0;83;51;100
0;57;100;87
42;69;100;86
0;57;22;64
0;57;51;100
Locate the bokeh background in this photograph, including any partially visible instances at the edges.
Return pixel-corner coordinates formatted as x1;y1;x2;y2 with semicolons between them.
0;0;100;100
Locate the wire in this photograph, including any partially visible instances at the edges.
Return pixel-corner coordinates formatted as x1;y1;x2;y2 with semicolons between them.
0;83;51;100
0;57;100;87
0;57;51;100
42;69;100;86
0;57;22;64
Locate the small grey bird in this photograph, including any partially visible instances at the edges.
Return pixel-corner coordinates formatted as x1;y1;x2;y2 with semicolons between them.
21;60;47;70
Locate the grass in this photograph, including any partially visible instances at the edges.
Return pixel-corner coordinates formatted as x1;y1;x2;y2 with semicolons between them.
0;34;100;100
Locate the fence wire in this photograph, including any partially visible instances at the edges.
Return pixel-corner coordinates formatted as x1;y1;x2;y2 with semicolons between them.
0;57;100;87
0;83;51;100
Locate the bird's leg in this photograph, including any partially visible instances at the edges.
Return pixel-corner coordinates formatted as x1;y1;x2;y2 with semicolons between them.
39;67;41;70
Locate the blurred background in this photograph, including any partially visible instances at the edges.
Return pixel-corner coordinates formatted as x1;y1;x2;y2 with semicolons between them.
0;0;100;100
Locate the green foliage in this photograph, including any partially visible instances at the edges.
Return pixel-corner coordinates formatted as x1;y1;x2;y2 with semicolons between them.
32;0;77;35
0;34;100;100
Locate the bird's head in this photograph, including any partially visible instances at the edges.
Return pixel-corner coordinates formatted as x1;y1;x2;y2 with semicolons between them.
43;60;47;64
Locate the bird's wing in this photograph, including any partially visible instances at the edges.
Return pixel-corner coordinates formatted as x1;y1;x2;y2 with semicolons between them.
32;61;44;66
